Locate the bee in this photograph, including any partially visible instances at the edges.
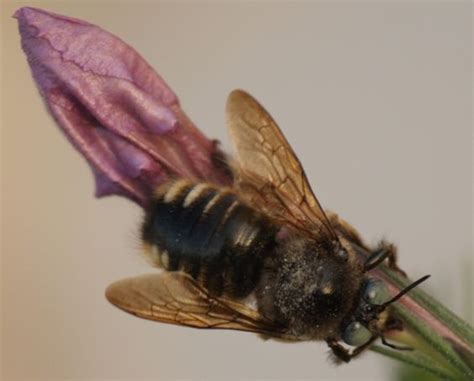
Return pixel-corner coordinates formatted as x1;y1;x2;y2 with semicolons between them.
106;90;429;362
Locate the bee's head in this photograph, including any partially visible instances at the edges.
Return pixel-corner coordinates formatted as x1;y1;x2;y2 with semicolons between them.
341;271;430;348
341;278;390;346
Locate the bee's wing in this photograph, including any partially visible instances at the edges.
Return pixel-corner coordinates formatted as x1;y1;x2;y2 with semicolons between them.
106;272;289;337
226;90;337;240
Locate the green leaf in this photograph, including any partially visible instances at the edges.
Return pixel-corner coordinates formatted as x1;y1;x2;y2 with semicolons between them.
371;346;460;381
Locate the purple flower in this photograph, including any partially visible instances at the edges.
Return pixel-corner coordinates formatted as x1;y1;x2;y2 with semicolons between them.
15;7;474;379
15;7;231;207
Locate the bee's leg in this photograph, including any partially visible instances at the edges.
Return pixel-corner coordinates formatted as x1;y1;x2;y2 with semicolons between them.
326;338;352;363
375;241;406;277
326;336;378;364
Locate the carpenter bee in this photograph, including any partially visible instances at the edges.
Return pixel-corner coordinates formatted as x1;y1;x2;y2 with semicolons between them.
106;90;429;362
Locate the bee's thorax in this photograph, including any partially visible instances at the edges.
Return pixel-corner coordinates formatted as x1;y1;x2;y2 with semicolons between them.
257;236;364;340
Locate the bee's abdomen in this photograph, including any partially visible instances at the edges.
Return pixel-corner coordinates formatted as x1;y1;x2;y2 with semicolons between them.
141;179;276;298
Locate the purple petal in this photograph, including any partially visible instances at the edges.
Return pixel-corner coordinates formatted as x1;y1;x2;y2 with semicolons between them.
15;7;231;207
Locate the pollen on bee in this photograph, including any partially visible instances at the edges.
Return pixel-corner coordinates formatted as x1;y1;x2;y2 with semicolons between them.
150;245;163;266
202;192;222;214
161;250;170;269
183;183;209;207
233;223;259;248
321;284;334;295
141;243;163;268
222;200;239;223
163;179;190;203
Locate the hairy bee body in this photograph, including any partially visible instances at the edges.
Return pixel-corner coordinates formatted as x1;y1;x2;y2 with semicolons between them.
141;179;365;339
257;236;364;339
107;90;428;363
141;179;276;298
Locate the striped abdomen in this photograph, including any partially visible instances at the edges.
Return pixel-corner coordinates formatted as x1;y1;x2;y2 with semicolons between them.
141;179;276;298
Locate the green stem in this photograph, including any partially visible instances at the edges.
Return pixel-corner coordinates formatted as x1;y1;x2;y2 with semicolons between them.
371;345;461;381
368;263;474;380
380;267;474;347
392;303;473;379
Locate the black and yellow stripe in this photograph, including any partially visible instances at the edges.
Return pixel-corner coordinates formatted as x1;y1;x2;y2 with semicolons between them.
141;179;276;298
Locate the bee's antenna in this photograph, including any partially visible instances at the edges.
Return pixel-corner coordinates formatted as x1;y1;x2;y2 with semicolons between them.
382;275;431;308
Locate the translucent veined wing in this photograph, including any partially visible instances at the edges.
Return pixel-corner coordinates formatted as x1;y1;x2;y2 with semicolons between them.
226;90;337;241
106;272;291;338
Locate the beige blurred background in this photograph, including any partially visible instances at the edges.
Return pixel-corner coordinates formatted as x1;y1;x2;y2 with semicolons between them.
1;1;472;380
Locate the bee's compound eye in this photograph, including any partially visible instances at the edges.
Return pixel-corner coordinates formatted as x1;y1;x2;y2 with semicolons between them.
364;279;390;305
342;321;372;347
